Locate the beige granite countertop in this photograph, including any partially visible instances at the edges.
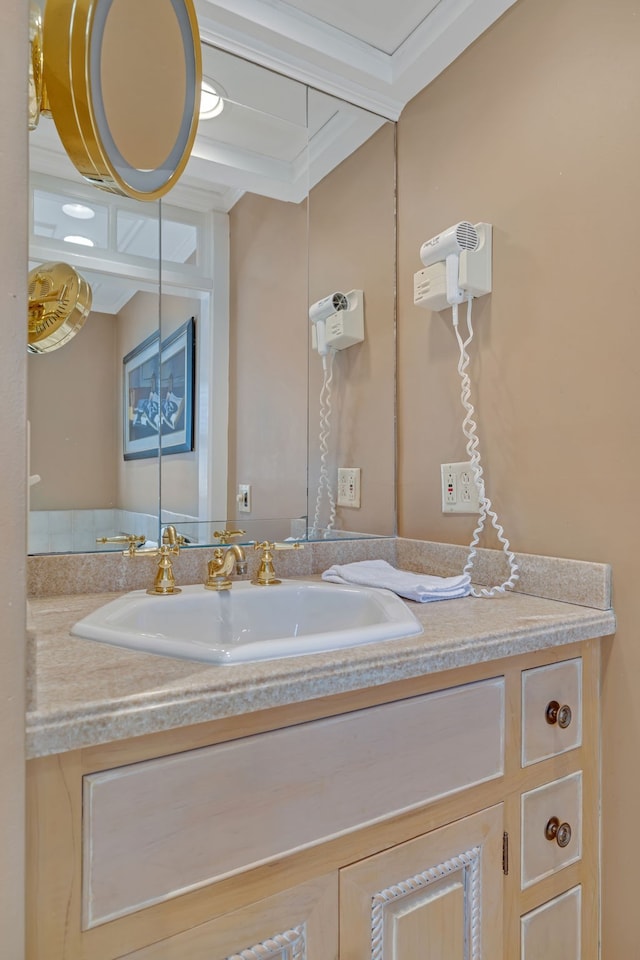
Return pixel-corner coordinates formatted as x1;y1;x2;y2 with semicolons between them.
27;568;615;759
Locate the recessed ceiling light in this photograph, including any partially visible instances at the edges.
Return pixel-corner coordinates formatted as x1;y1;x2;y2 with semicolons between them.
63;235;94;247
62;202;95;220
199;79;226;120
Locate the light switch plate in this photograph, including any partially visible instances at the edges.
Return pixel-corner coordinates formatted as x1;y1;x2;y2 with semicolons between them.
237;483;251;513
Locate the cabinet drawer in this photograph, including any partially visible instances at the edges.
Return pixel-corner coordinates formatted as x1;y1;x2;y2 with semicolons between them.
82;678;504;927
521;886;581;960
521;772;582;889
522;658;582;766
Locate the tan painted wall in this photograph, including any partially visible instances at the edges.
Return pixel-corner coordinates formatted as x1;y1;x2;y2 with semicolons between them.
229;125;396;535
396;0;635;952
308;123;396;536
27;282;201;520
1;3;26;956
28;311;118;509
228;192;308;521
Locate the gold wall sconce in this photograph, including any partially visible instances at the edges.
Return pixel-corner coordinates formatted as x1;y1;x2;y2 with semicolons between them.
28;261;92;354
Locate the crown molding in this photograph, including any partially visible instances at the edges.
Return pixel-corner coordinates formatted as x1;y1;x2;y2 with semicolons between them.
390;0;519;102
198;0;391;79
196;0;518;120
196;6;403;118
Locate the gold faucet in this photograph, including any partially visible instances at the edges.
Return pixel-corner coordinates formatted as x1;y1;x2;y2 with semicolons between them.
127;525;185;595
205;535;249;591
96;533;146;557
252;541;304;586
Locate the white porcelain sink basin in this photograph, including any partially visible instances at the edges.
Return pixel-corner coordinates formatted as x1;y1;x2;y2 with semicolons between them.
71;580;423;664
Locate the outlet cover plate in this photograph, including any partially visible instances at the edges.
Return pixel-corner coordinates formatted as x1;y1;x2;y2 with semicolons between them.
337;467;361;508
441;462;481;514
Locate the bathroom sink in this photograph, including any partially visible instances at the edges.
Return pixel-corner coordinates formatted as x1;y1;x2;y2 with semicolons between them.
71;580;423;664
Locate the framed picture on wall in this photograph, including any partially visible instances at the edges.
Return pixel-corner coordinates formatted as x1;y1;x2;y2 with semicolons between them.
123;317;195;460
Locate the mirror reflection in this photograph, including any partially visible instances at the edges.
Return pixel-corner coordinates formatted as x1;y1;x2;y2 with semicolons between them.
27;43;396;554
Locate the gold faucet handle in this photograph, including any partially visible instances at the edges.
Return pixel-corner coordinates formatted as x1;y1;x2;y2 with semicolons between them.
214;529;246;544
96;533;146;545
252;541;304;586
126;542;181;595
253;541;304;552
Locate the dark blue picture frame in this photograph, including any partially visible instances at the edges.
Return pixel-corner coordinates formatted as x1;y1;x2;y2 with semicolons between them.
123;317;195;460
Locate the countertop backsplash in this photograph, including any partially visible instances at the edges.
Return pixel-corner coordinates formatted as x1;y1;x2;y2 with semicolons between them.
27;537;612;610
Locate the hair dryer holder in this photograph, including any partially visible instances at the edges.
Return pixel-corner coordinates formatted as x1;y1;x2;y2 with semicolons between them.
311;289;364;354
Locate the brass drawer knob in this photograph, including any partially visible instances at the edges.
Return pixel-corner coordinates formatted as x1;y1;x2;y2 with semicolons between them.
545;816;572;848
545;700;573;728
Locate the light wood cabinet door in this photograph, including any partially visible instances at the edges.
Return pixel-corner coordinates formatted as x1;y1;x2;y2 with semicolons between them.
340;804;504;960
118;874;337;960
521;887;581;960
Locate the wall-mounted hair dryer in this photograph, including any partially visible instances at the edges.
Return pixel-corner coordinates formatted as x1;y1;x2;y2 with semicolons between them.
308;289;365;538
414;222;492;311
419;221;479;265
309;290;364;356
309;292;349;323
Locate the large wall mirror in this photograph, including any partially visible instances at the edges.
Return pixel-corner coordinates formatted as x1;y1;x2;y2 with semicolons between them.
27;41;396;555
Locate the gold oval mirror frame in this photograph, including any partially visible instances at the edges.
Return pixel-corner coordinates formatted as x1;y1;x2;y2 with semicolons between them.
42;0;202;201
29;3;44;131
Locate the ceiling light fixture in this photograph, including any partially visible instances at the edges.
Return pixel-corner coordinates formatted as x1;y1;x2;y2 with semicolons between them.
63;235;95;247
199;79;226;120
62;202;96;220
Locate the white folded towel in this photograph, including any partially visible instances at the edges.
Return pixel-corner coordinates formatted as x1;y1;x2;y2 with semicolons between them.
322;559;471;603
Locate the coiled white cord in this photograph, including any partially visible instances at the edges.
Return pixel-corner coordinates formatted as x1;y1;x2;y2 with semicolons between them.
452;297;519;597
310;350;337;538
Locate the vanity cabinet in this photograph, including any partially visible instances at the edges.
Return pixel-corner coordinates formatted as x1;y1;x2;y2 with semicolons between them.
26;639;600;960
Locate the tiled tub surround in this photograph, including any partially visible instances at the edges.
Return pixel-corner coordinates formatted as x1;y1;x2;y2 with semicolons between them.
26;539;615;759
28;509;161;555
29;510;313;555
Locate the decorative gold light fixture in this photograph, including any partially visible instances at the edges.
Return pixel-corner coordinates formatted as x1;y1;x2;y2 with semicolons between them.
30;0;202;202
28;262;93;354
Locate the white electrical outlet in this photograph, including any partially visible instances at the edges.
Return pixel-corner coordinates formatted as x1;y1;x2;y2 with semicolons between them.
337;468;361;508
237;483;251;513
441;462;481;514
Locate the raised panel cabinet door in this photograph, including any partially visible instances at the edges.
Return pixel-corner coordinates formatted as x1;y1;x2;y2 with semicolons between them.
339;804;504;960
118;874;338;960
521;887;581;960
